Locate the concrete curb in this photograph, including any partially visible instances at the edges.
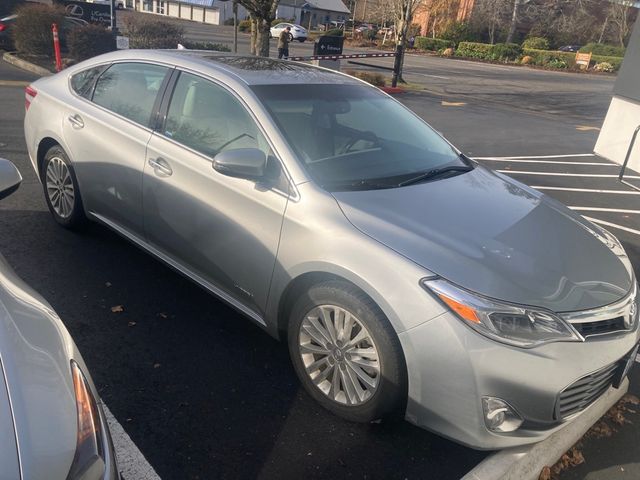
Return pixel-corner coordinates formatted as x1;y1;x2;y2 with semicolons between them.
2;52;52;77
461;378;629;480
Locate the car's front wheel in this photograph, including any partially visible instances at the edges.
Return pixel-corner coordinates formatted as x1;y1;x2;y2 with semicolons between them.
288;280;406;422
42;145;86;229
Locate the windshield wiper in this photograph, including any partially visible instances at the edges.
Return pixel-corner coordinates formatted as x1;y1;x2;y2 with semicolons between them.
322;179;396;191
398;165;473;187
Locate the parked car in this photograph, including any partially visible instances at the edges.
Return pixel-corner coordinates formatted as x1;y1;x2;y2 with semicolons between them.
270;22;307;42
23;50;639;449
0;14;88;51
0;14;17;50
0;159;118;479
558;45;582;52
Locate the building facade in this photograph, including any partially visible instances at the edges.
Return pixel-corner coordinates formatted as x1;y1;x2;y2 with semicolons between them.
413;0;475;37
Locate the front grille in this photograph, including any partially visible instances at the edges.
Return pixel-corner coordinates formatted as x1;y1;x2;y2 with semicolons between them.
572;316;626;337
555;362;618;420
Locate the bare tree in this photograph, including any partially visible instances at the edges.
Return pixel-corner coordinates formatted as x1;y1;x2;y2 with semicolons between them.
389;0;421;86
238;0;279;56
472;0;511;44
608;1;634;46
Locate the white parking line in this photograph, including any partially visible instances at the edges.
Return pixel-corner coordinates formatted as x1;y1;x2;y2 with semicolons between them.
410;72;451;80
570;207;640;214
474;154;596;160
481;159;615;166
582;216;640;237
103;405;161;480
531;186;640;195
497;170;640;179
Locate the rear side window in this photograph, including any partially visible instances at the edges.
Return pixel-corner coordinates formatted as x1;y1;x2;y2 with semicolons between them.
92;62;169;127
70;65;108;99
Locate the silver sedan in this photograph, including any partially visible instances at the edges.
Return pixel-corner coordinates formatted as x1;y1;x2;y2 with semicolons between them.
0;159;118;479
23;50;639;449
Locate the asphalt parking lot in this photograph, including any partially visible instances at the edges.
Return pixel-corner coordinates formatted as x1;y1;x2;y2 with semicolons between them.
1;49;639;480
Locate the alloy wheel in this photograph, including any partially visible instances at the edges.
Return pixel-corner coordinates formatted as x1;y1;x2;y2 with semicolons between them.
298;304;380;405
45;157;75;219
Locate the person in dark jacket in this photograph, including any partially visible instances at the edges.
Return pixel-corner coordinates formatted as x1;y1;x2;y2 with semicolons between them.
278;26;293;59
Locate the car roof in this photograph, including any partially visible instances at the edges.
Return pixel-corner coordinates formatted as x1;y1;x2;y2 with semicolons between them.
83;49;362;86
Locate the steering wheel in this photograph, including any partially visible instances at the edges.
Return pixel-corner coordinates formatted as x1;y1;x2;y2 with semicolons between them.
340;130;380;154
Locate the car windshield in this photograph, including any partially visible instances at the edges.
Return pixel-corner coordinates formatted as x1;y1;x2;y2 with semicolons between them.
251;84;466;191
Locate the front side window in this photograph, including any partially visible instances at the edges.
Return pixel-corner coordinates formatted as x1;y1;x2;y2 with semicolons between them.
163;72;269;158
70;65;109;99
92;62;169;127
252;84;465;190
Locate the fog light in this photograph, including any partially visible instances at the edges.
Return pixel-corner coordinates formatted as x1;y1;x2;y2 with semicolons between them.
482;397;524;433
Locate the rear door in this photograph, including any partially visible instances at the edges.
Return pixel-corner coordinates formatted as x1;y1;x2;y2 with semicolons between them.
63;61;171;236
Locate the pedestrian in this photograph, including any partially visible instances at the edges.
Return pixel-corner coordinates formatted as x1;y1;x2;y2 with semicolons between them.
278;26;293;59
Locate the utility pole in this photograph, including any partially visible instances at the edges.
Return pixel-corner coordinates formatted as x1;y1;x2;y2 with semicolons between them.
233;0;238;53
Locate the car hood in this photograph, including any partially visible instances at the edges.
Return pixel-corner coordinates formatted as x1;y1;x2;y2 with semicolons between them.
332;166;633;312
0;253;78;480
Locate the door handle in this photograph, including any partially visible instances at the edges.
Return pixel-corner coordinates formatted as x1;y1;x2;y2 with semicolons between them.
67;114;84;129
148;157;173;176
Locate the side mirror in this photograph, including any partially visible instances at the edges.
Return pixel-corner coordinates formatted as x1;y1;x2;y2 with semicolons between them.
0;159;22;201
213;148;267;179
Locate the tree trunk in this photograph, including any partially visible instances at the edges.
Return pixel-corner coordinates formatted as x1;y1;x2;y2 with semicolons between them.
598;15;609;45
250;16;257;55
255;18;271;57
506;0;519;44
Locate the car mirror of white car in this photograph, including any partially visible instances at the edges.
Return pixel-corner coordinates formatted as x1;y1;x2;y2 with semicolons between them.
0;158;22;201
213;148;267;179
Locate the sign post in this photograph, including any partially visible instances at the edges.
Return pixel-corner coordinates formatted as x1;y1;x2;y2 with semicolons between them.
575;52;592;69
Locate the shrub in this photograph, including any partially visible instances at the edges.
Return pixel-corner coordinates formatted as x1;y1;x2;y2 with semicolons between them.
579;43;625;57
522;37;549;50
594;62;615;73
238;19;251;32
440;22;473;46
520;55;533;64
414;37;454;51
442;47;455;57
548;58;568;69
490;42;522;61
122;16;184;48
522;48;623;71
180;41;231;51
345;70;386;87
325;28;344;37
591;55;622;71
455;41;493;59
68;24;116;61
12;4;65;56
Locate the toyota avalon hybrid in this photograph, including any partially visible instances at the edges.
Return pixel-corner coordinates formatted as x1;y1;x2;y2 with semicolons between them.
23;50;639;449
0;159;118;479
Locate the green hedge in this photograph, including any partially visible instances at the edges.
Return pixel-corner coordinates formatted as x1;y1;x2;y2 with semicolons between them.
68;24;116;61
579;43;625;58
325;28;344;37
13;4;66;56
456;42;522;61
522;37;549;50
523;48;623;71
180;41;231;51
414;37;454;51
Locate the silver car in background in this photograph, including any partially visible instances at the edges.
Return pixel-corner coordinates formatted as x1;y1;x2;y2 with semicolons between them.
0;160;118;479
23;50;639;449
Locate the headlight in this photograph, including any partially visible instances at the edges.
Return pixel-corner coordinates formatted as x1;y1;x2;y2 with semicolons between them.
422;278;582;348
67;360;106;480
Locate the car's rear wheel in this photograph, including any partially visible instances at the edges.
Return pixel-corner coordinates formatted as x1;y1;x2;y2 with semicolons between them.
42;145;86;229
288;280;406;422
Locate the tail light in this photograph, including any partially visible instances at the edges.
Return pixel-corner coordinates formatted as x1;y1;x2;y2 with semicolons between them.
25;85;37;111
0;23;6;32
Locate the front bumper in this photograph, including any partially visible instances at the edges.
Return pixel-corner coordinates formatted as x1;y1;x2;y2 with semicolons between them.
398;310;640;449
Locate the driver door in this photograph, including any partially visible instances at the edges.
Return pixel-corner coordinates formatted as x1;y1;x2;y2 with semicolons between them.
142;71;290;317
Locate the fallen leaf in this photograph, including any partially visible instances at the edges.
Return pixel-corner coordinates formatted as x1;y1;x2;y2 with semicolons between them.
153;363;161;368
621;394;640;406
105;282;112;287
538;466;551;480
128;321;137;327
158;312;168;319
111;305;124;313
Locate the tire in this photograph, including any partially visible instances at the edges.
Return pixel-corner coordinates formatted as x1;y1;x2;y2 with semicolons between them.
42;145;86;229
298;38;305;43
288;280;406;423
